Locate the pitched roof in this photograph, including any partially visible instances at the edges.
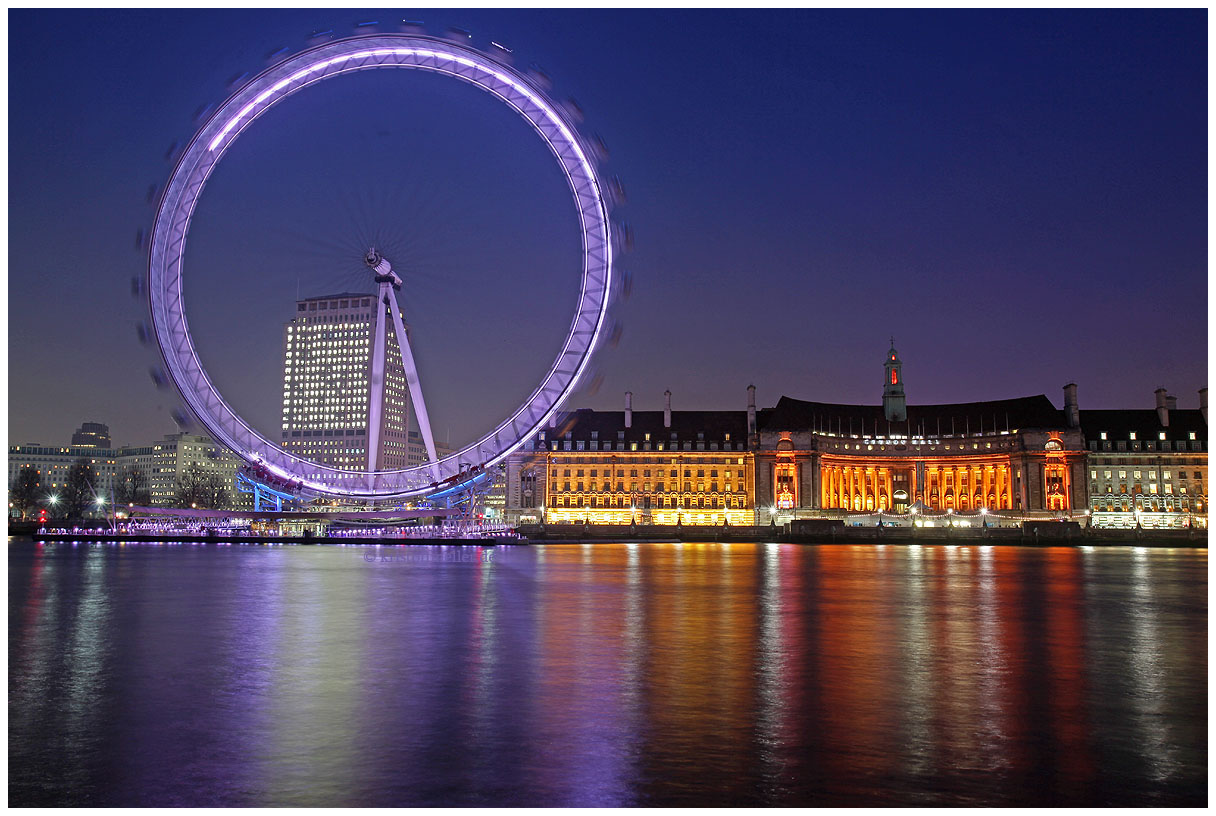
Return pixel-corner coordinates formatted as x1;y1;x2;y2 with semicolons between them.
1078;409;1207;442
545;409;747;443
759;394;1066;436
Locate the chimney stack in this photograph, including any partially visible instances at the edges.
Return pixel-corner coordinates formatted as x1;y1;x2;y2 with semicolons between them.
747;385;757;437
625;391;632;429
1063;383;1079;428
1166;394;1178;411
664;390;672;429
1200;388;1207;423
1155;387;1169;428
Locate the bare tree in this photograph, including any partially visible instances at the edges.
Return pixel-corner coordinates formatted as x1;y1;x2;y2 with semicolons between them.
10;467;43;519
175;466;232;510
63;459;99;520
115;466;152;507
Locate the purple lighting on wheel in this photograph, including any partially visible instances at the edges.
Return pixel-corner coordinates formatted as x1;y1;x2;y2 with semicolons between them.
148;34;614;500
208;49;590;170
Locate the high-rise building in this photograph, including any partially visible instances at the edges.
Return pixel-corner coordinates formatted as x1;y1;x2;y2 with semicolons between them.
280;292;419;470
70;422;111;448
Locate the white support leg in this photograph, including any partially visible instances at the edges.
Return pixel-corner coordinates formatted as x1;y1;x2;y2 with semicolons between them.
366;283;389;472
385;288;440;480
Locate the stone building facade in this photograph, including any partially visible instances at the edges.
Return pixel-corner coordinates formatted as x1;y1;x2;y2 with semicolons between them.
752;344;1088;523
504;391;756;525
1080;388;1207;525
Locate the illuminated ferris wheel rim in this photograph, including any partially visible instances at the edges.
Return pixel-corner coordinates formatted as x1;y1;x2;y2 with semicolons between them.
148;34;613;500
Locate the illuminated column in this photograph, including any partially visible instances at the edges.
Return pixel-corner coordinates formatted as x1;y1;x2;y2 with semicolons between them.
886;468;893;508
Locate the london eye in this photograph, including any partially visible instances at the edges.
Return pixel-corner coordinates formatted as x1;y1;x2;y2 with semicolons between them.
147;33;618;502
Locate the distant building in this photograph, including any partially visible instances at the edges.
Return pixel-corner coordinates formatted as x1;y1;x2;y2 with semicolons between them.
281;292;436;471
8;432;246;510
8;444;121;496
505;389;756;526
1080;388;1207;525
71;422;111;449
148;433;245;507
753;343;1088;523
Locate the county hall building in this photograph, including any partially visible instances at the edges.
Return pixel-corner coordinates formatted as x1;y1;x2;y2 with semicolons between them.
505;343;1204;526
752;343;1087;523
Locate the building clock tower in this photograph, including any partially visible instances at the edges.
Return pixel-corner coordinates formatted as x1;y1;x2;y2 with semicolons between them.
882;339;907;422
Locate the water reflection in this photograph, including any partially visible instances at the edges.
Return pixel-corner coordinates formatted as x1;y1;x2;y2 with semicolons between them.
8;542;1207;806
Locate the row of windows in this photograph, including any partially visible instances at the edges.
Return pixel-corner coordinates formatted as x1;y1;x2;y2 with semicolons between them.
542;440;745;452
551;496;748;509
1092;457;1206;466
296;298;374;312
553;468;744;479
549;455;746;466
1097;431;1199;442
1091;470;1203;480
551;483;747;495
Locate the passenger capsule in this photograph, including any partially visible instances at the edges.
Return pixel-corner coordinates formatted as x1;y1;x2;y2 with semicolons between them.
191;103;215;125
561;97;585;123
527;63;553;91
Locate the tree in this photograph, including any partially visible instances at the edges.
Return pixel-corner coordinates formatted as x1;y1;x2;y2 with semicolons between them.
175;466;232;510
63;458;99;520
115;466;152;508
10;467;42;519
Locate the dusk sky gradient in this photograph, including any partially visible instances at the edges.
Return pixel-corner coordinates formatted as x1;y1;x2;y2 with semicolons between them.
8;9;1207;452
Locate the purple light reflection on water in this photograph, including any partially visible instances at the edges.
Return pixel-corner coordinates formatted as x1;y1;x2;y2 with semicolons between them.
7;541;1208;806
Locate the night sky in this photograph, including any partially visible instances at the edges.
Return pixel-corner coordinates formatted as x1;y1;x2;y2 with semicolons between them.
8;9;1207;452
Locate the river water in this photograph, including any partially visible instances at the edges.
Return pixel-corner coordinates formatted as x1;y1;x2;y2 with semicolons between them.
8;540;1207;806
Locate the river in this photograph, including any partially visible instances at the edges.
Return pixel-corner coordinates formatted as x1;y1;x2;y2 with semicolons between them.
8;540;1206;806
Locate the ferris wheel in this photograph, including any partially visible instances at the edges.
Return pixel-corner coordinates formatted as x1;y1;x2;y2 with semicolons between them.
147;32;620;501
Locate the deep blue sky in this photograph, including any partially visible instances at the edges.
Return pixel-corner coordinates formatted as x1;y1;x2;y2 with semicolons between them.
9;9;1208;450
